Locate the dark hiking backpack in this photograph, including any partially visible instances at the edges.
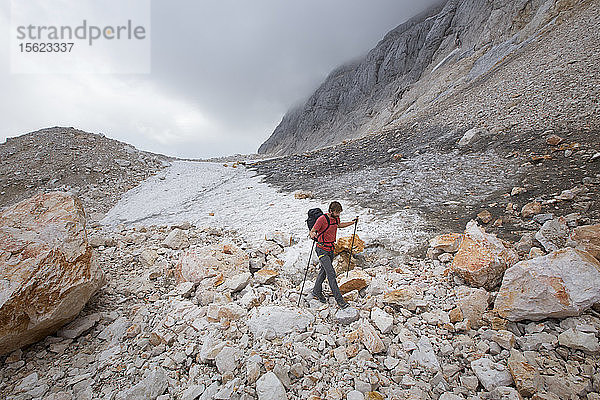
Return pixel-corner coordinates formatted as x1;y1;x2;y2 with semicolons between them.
307;208;324;231
307;208;336;245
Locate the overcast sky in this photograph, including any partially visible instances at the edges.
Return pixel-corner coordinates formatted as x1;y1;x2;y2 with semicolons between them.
0;0;439;158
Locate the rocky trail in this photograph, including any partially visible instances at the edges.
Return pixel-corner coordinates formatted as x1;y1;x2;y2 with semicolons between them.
2;129;600;399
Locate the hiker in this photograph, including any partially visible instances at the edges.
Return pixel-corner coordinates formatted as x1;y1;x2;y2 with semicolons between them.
309;201;358;308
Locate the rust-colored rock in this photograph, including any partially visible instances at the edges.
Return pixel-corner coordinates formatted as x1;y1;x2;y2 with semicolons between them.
359;322;385;354
254;269;279;285
449;307;463;323
294;191;313;199
508;349;542;397
429;233;463;253
451;220;518;290
338;269;370;294
569;224;600;260
174;243;249;284
334;234;365;255
546;134;563;146
521;202;542;218
477;210;493;224
0;192;105;356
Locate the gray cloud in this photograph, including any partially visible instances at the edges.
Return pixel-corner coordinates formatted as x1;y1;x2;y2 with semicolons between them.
1;0;440;158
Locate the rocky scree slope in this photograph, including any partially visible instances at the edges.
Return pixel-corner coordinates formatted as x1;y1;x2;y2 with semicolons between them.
0;127;172;220
258;0;599;155
2;217;600;399
250;125;600;245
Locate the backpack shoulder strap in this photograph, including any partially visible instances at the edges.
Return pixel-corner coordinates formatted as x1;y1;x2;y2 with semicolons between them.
318;214;335;244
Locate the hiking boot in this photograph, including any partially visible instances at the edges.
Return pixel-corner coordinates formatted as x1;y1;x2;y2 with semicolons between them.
311;291;327;303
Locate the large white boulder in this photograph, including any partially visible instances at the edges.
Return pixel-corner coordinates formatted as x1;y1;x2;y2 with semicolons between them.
451;220;518;290
494;248;600;321
0;192;105;356
256;372;288;400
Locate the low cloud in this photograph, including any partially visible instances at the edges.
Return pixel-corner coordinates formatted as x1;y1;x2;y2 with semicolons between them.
1;0;439;157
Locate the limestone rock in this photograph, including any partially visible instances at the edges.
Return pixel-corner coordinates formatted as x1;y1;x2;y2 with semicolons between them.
115;368;168;400
568;224;600;260
139;248;158;267
169;282;195;298
359;322;385;354
225;272;251;293
535;217;569;253
490;386;521;400
347;390;365;400
334;307;360;325
162;228;189;249
515;233;534;257
174;243;249;284
370;307;393;334
456;286;489;329
383;287;422;312
451;220;518;290
495;248;600;321
338;269;370;294
458;127;482;147
408;336;440;372
507;349;542;397
248;306;314;339
215;346;242;374
558;328;600;353
57;313;101;339
0;192;105;356
516;332;558;351
99;316;130;343
429;233;463;253
491;330;515;349
471;357;513;391
439;394;464;400
256;372;288;400
335;234;365;255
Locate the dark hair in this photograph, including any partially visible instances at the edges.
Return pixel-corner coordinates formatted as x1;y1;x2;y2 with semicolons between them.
329;201;342;213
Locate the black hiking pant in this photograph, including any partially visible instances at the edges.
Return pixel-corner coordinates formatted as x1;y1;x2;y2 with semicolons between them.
312;247;345;305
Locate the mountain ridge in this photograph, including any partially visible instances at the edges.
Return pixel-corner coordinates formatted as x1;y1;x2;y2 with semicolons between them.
258;0;597;155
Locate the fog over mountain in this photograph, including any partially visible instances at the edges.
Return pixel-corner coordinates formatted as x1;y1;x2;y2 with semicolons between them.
0;0;438;158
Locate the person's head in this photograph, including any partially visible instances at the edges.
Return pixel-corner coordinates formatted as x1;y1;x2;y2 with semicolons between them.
329;201;342;217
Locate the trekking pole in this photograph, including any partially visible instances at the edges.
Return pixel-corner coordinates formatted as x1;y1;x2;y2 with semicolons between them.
298;239;316;307
346;217;358;278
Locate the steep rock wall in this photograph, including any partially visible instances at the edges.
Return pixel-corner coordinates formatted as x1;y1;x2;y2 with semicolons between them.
259;0;579;155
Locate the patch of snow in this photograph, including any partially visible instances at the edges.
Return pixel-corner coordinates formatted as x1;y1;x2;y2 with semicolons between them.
101;161;427;254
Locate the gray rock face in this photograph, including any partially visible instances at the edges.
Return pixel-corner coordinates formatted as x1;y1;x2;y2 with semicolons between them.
258;0;564;155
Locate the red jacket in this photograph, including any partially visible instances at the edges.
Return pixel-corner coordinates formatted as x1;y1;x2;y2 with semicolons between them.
313;214;339;251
